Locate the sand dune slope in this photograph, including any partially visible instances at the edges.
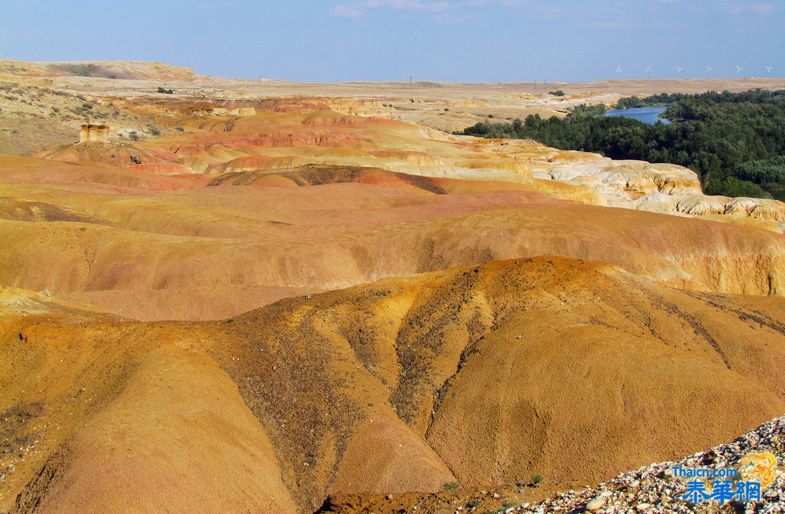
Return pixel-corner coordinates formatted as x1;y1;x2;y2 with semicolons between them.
2;257;784;512
1;156;784;321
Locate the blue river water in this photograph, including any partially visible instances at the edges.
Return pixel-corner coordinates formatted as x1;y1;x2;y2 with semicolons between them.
604;106;671;125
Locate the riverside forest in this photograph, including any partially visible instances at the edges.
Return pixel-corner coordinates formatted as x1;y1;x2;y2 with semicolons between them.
462;90;785;200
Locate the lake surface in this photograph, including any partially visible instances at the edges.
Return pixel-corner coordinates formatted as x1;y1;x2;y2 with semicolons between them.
767;185;785;202
605;106;671;125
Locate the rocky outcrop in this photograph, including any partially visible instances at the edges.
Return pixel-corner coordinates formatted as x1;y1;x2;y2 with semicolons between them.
530;151;785;230
78;124;109;144
513;415;785;513
212;106;257;117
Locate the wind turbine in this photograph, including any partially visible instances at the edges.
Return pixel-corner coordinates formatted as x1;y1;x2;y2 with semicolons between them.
766;66;774;74
705;65;713;77
736;65;744;74
645;66;653;80
675;66;684;77
615;65;622;80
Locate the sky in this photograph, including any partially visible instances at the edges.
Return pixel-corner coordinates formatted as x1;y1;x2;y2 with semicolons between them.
1;0;784;83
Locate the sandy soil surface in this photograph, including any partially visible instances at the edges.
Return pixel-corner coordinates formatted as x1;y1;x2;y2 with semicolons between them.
0;61;784;513
2;257;785;512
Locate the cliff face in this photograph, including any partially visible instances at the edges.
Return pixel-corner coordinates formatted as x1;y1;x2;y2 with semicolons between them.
78;124;109;143
531;151;785;227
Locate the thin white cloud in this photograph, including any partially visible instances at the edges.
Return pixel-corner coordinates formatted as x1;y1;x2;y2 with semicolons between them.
367;0;450;9
331;0;457;18
332;4;364;17
465;0;520;5
332;0;632;23
724;2;778;15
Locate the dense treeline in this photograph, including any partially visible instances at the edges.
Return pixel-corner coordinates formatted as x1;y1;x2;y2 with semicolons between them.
461;90;785;199
614;93;689;109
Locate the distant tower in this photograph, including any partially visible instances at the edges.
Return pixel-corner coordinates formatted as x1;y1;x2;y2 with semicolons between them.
645;66;653;80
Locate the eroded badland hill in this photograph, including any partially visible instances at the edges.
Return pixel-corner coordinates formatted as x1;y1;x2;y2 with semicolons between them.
1;61;784;513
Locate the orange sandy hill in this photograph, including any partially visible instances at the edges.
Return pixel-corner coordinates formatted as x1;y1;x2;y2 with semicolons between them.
2;65;785;514
2;257;784;513
1;154;784;322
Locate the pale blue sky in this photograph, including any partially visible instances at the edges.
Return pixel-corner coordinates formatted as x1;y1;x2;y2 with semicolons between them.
1;0;783;82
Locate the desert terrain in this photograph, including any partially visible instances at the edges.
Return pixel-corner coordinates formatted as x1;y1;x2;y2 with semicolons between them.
1;61;784;513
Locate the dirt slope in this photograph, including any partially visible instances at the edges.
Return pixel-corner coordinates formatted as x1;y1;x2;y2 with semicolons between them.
25;348;295;513
1;155;784;321
1;66;785;513
2;257;784;512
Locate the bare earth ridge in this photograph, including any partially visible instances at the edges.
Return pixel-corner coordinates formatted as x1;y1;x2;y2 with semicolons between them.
0;61;784;513
3;257;785;513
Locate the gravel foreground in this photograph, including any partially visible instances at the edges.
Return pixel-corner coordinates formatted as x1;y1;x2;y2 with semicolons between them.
513;416;785;514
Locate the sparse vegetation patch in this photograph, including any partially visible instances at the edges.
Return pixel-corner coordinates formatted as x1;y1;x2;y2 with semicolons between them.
442;480;460;491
